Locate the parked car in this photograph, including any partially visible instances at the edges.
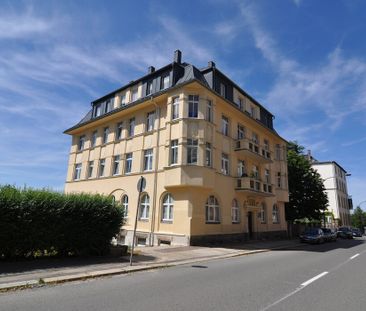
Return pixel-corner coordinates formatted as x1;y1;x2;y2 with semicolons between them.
300;228;325;244
321;228;337;242
351;228;363;237
337;227;353;239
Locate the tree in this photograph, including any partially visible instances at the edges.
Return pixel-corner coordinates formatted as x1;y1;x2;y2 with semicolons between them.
351;206;366;231
285;142;328;225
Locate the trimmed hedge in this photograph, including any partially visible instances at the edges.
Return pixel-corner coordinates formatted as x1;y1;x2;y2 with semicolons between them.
0;185;124;259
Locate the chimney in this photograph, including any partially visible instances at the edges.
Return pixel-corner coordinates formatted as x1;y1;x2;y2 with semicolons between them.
208;61;216;68
174;50;182;64
148;66;155;74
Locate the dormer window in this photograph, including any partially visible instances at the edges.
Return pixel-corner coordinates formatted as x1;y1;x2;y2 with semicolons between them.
94;103;102;117
220;83;226;98
104;100;112;113
131;88;138;102
120;94;126;106
146;81;153;95
161;74;170;89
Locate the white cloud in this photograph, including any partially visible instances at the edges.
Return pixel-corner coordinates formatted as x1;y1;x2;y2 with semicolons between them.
0;7;53;39
238;3;366;131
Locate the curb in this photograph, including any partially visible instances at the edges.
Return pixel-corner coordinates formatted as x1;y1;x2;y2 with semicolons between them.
0;242;301;292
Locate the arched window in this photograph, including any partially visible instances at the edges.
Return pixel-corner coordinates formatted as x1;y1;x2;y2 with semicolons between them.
205;196;220;223
121;195;128;217
139;194;150;220
272;204;279;223
231;199;240;223
260;203;266;224
162;193;174;222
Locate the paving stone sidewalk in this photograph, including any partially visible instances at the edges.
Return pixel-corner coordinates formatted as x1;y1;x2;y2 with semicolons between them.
0;239;301;291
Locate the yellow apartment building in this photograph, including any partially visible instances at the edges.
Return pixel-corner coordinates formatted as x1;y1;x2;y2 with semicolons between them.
64;50;289;246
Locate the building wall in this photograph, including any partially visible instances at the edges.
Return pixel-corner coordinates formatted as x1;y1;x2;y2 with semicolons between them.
312;163;351;226
65;81;289;245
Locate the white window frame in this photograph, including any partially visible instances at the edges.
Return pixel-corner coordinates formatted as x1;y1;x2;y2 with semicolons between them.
128;118;135;137
88;160;94;178
131;88;138;102
221;153;229;175
220;83;226;97
170;140;178;165
122;195;128;217
125;153;132;174
205;142;212;167
237;160;246;177
162;74;170;89
231;199;240;223
172;97;179;120
162;193;174;222
95;103;102;117
206;99;213;122
260;204;267;223
221;116;229;136
99;159;105;177
74;163;82;180
103;127;109;144
205;196;220;223
113;155;121;176
116;122;123;140
265;169;270;184
120;93;126;106
78;135;85;151
139;194;150;220
188;95;199;118
104;99;112;113
146;81;153;95
272;204;280;223
91;131;97;147
187;139;198;164
146;111;155;132
143;149;153;171
237;124;245;140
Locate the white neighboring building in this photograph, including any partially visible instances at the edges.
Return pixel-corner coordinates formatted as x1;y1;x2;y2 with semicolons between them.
311;161;352;227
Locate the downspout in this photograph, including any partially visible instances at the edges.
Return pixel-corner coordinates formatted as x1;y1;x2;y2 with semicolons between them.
150;97;161;246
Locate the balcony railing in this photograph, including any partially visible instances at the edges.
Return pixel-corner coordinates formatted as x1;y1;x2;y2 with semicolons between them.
235;138;272;163
236;177;274;196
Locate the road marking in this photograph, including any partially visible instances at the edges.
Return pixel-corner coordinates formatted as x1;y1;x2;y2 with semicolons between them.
301;271;328;287
350;253;359;260
261;272;329;310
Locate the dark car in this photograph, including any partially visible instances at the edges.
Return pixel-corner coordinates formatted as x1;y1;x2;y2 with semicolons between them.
337;227;353;239
351;228;363;237
300;228;325;244
321;228;337;242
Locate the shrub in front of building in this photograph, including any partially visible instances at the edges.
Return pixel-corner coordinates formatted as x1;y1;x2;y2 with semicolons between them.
0;185;124;259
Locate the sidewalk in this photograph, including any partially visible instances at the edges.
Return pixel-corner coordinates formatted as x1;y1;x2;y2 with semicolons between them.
0;239;301;292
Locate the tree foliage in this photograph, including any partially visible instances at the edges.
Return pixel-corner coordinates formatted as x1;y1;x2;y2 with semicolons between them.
351;206;366;230
0;185;124;259
285;142;328;223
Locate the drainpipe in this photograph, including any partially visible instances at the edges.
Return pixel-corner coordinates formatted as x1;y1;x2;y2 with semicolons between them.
150;97;161;246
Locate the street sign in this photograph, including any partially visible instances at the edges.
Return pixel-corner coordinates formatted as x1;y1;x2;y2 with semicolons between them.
137;176;146;192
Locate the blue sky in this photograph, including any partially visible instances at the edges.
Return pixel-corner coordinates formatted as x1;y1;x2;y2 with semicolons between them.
1;0;365;209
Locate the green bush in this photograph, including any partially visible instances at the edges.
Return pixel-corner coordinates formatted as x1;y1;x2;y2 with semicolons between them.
0;185;124;259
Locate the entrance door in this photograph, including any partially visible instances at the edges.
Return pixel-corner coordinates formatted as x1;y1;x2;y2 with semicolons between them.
247;211;253;239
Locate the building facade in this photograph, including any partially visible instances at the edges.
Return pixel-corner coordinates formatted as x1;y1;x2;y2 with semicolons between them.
64;50;289;246
311;161;352;227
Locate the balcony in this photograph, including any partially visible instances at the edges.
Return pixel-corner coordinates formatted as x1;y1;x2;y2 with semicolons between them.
164;165;215;189
235;139;273;164
235;177;274;197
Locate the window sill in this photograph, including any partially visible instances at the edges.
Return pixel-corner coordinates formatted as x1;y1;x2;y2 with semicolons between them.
138;218;149;222
232;221;240;224
205;221;220;224
161;220;173;224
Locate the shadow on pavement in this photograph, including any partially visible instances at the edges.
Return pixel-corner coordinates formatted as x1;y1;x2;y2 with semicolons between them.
0;253;157;275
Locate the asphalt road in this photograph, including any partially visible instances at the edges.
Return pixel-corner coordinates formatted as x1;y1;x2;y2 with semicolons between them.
1;238;366;311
